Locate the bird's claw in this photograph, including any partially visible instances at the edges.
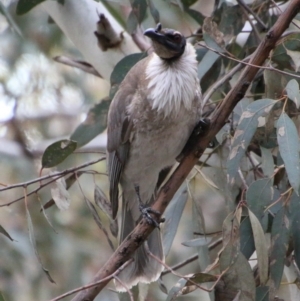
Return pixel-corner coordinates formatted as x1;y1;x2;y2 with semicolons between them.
139;205;161;228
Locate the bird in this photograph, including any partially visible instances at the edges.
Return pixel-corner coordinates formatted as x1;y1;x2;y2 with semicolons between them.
107;23;202;291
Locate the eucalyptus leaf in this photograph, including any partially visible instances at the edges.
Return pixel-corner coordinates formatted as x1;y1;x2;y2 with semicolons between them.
41;140;77;168
16;0;47;15
246;178;273;231
25;204;55;283
227;99;276;185
276;112;300;193
270;206;290;289
260;146;274;179
286;79;300;108
248;209;268;285
0;224;14;241
163;183;188;256
110;53;146;98
83;197;114;251
290;192;300;270
197;51;220;82
70;99;110;148
220;246;256;301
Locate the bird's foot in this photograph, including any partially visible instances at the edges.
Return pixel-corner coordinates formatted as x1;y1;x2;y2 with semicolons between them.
139;204;162;228
134;184;163;228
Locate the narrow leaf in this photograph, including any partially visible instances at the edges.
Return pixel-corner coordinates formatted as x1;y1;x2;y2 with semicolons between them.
255;286;269;301
182;236;212;247
0;224;14;241
70;99;110;148
94;185;112;218
16;0;46;15
110;53;146;98
227;99;276;184
163;183;188;256
260;146;274;179
248;209;269;284
0;292;6;301
197;51;220;82
147;0;160;23
42;140;77;168
50;177;71;211
25;203;55;283
240;216;255;259
166;273;218;300
270;206;290;289
42;172;82;210
220;248;256;301
290;192;300;270
83;197;114;251
246;178;273;231
276;112;300;192
286;79;300;108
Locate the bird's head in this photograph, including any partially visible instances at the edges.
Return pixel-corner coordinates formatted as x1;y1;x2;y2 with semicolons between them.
144;23;186;60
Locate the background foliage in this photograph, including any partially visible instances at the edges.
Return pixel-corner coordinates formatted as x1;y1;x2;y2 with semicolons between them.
1;0;300;300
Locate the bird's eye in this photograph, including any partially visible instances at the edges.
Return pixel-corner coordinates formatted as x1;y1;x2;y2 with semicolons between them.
173;34;181;42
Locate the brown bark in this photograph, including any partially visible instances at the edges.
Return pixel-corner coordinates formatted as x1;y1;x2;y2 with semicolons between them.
71;1;300;300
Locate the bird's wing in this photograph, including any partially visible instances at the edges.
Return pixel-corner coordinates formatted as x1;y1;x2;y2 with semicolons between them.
107;86;134;220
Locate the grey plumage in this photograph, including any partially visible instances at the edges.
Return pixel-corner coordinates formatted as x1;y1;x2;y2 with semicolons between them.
107;24;202;291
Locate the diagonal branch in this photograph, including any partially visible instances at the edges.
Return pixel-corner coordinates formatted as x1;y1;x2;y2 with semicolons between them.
70;1;300;300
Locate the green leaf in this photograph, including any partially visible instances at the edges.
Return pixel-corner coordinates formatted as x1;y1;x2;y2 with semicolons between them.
83;197;114;251
285;79;300;108
240;216;255;259
248;209;269;285
203;32;225;53
255;286;269;301
166;273;218;300
110;53;146;98
70;99;110;148
0;291;6;301
41;140;77;168
126;0;147;33
220;247;256;301
197;51;220;82
260;146;274;179
16;0;47;15
276;112;300;193
246;178;273;231
94;185;112;218
227;99;276;184
25;202;55;283
184;8;204;24
163;183;188;256
50;177;70;210
42;172;83;210
269;206;290;289
147;0;159;23
290;192;300;270
182;236;212;248
0;224;14;241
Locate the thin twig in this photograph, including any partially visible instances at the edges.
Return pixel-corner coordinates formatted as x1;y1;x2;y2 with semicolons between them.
48;259;133;301
198;42;300;79
202;59;248;107
161;237;223;276
236;0;268;29
114;276;134;301
0;157;105;192
239;1;262;43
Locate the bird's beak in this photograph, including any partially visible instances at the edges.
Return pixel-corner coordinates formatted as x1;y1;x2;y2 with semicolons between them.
144;27;166;45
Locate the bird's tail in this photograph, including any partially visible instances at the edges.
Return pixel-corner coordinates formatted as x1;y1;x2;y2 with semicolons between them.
114;198;164;292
